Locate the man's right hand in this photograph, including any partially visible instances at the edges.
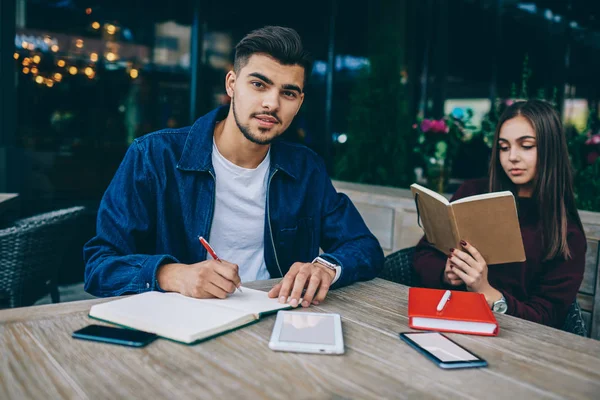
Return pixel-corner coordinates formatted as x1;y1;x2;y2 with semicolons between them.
157;260;241;299
443;257;463;286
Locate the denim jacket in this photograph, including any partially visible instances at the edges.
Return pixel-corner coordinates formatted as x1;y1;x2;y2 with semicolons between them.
83;106;384;297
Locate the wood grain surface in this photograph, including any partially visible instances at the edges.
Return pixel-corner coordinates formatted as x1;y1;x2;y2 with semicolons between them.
1;278;599;399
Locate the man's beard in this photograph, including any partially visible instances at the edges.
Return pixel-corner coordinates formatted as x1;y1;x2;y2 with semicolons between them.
232;98;280;145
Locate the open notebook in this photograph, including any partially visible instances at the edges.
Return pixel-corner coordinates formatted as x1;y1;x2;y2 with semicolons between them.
89;287;292;344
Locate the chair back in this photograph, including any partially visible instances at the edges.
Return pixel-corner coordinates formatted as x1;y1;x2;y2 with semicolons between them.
380;246;420;287
0;206;85;307
562;300;588;337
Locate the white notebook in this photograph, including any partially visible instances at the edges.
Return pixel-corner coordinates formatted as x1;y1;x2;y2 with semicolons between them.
88;287;292;344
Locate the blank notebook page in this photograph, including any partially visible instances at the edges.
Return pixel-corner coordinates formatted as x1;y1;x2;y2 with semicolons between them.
199;287;291;316
90;292;249;342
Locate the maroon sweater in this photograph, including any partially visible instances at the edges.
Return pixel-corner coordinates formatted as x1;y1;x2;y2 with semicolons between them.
413;179;587;328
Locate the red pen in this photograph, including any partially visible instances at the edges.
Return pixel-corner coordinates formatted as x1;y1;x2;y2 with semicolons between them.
198;236;242;293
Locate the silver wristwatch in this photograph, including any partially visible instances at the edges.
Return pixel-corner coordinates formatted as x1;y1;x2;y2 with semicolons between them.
312;256;341;283
492;295;508;314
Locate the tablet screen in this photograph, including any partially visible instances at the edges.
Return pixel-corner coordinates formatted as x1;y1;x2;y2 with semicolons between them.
278;313;336;345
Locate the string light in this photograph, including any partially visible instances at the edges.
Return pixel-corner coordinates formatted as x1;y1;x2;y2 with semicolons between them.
27;43;34;50
43;37;52;45
13;53;19;60
90;52;98;62
76;39;84;49
69;66;78;75
86;8;92;15
87;70;95;79
32;55;41;64
57;60;66;67
51;45;59;52
92;21;100;30
46;79;54;88
106;24;116;35
105;52;116;62
130;69;139;79
84;67;94;77
54;72;63;82
30;67;38;75
22;41;28;49
22;58;31;66
35;76;44;84
23;67;30;74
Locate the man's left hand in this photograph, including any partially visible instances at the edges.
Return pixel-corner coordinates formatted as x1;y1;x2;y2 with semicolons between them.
268;262;335;308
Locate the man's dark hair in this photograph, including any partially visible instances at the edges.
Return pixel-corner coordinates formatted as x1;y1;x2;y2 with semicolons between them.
234;26;312;88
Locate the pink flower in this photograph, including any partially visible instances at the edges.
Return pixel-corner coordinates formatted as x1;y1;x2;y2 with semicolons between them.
420;119;433;133
587;151;599;165
430;119;448;133
585;134;600;145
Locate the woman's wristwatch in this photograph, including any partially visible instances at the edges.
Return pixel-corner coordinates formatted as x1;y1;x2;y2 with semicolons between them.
492;295;508;314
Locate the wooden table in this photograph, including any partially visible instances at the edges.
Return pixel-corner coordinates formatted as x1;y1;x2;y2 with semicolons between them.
1;279;600;399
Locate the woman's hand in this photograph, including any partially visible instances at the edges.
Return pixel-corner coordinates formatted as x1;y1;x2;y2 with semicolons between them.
449;240;503;307
449;241;490;293
443;257;464;286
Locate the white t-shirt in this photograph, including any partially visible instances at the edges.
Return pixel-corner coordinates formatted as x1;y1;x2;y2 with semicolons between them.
206;139;271;282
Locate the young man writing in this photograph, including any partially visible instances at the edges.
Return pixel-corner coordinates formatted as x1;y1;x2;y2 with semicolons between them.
84;26;384;308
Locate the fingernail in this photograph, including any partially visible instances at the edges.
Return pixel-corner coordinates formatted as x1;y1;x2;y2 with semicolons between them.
449;248;454;253
302;301;309;308
290;299;298;307
460;240;467;246
279;296;286;304
313;301;320;305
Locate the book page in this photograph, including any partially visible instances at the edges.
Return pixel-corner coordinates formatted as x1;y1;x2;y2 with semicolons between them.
199;287;291;317
451;191;513;205
410;184;457;255
89;292;252;344
410;183;450;205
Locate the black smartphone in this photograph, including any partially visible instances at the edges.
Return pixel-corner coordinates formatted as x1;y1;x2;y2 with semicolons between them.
399;332;488;369
72;324;158;347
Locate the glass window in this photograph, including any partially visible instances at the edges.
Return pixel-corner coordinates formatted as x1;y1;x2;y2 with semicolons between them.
14;0;193;214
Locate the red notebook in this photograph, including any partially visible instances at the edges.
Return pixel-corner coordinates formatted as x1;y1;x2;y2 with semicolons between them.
408;288;499;336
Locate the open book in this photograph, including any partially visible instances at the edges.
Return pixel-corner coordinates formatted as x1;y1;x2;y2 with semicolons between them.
410;183;525;265
89;287;291;344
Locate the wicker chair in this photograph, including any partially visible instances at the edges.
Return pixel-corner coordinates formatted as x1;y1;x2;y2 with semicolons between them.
562;301;588;337
381;246;588;337
0;206;85;308
379;246;420;287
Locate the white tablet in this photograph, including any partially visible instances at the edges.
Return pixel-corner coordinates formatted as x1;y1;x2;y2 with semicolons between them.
269;311;344;355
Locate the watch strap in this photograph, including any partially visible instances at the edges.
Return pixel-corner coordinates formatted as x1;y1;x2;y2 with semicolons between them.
312;256;341;284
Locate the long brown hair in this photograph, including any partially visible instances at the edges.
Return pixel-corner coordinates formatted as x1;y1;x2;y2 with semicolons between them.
488;100;584;261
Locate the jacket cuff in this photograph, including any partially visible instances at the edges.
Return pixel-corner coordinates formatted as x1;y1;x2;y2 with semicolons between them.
141;254;179;292
318;253;344;287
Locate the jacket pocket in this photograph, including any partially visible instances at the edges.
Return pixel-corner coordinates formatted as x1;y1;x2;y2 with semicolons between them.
278;217;315;267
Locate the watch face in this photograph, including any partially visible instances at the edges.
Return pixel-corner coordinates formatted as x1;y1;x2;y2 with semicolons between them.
493;301;508;314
